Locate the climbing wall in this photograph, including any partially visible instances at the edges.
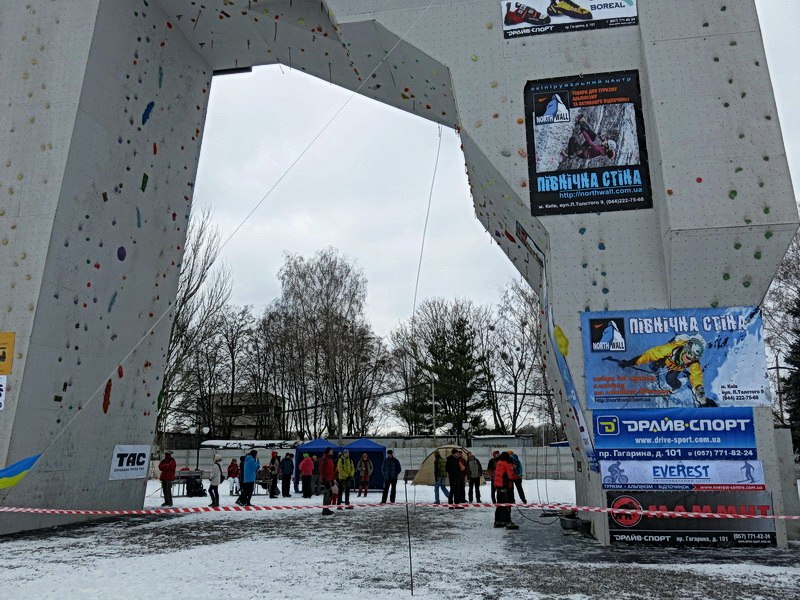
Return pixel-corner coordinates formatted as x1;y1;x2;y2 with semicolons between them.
0;0;796;544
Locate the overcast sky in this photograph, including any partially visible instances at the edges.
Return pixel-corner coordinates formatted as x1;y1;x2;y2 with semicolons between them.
192;0;799;339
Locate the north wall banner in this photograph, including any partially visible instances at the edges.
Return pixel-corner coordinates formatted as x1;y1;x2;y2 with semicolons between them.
593;407;757;461
599;459;766;491
501;1;638;39
581;306;769;409
607;491;776;547
524;70;651;216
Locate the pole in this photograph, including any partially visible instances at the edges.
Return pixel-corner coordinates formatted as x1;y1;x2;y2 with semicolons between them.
195;434;201;470
431;378;436;447
776;357;784;425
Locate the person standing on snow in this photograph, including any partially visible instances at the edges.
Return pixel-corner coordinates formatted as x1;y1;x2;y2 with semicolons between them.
208;454;223;508
493;452;519;530
237;449;258;507
311;454;321;496
299;453;315;498
268;451;281;498
508;452;527;504
336;449;355;508
486;450;499;504
381;450;402;504
433;450;449;505
466;451;483;503
279;453;294;498
158;450;177;507
357;453;373;498
320;448;337;515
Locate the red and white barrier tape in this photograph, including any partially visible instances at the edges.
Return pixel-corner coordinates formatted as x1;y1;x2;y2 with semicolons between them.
1;501;799;519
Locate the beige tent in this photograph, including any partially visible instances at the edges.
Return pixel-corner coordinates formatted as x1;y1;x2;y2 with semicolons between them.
412;445;484;486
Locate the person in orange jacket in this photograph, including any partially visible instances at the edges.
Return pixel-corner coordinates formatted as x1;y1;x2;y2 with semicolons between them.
493;452;519;530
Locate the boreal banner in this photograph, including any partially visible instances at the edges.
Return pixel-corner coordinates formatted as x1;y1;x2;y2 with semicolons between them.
599;459;766;491
607;491;776;547
581;306;769;409
501;1;638;39
593;407;757;461
524;70;651;216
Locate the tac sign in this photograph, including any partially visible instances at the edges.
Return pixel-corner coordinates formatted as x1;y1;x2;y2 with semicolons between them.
108;444;151;480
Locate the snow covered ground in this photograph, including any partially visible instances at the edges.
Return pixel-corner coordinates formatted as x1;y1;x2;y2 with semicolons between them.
1;479;798;600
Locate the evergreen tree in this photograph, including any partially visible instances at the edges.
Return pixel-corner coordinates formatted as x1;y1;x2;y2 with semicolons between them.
781;294;800;452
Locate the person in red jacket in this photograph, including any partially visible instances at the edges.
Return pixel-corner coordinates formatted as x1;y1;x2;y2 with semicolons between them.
493;452;519;530
299;453;315;498
319;448;336;515
158;451;177;507
227;459;240;496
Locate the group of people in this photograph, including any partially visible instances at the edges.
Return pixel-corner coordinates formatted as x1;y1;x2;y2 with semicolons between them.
158;447;527;530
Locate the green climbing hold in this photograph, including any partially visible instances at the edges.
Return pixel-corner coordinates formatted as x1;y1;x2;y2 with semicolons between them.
728;190;737;199
710;301;719;308
754;251;762;260
471;55;479;62
765;231;773;239
722;273;731;281
743;280;751;288
734;242;742;250
763;206;770;214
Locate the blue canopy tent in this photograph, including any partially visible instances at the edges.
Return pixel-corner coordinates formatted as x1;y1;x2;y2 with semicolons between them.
294;438;339;493
343;438;386;490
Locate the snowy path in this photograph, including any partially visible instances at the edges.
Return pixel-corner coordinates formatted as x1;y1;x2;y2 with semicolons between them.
0;480;798;599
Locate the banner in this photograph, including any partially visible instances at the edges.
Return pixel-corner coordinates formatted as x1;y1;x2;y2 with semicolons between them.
524;70;651;216
108;445;151;481
593;407;757;461
599;459;766;491
501;1;638;39
546;306;598;471
607;491;776;547
581;306;769;409
0;332;14;375
0;375;5;410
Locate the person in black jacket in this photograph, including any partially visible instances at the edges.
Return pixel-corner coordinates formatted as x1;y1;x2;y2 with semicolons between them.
445;449;466;508
380;450;402;504
280;453;294;498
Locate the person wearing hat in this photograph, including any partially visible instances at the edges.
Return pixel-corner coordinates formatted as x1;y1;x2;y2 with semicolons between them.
299;453;315;498
158;451;177;507
208;454;224;508
380;449;402;504
336;450;355;508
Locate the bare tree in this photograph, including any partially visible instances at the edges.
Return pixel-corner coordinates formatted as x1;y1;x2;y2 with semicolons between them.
156;206;230;446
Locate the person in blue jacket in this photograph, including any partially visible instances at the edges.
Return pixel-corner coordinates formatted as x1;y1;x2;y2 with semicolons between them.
237;449;259;506
380;449;402;504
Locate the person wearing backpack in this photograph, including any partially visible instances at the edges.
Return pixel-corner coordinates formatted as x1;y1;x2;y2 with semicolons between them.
509;452;527;504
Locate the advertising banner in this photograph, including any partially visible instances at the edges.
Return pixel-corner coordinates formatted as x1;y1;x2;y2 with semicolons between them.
501;1;638;39
0;375;5;410
607;491;776;547
600;459;766;491
524;70;651;216
581;306;769;409
547;306;598;470
108;445;151;481
0;332;15;375
593;407;757;461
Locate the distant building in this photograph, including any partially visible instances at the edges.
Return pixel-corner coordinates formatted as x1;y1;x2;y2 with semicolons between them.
213;392;284;439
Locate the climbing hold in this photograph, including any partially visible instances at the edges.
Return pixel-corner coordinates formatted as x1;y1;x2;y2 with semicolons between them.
728;190;737;199
722;273;731;281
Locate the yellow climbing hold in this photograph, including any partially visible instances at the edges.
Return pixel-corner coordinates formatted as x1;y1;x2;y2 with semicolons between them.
554;325;569;357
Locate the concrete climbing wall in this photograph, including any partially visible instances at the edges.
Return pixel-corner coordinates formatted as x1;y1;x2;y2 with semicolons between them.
0;0;796;545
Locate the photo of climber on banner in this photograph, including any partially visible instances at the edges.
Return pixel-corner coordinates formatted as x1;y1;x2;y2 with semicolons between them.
524;70;652;216
581;306;770;409
500;1;638;39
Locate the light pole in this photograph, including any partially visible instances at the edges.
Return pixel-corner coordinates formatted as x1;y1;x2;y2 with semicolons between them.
189;425;210;470
462;421;472;448
431;377;436;447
